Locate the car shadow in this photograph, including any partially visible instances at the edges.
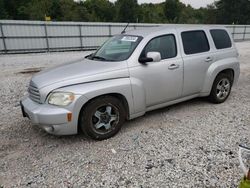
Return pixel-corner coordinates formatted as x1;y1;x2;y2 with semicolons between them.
29;97;211;143
122;97;211;130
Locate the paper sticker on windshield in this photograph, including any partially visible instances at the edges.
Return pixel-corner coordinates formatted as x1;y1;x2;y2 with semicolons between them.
121;36;138;42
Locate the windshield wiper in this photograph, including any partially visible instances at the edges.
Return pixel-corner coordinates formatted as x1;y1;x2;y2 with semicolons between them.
91;55;107;61
91;55;115;62
85;53;93;58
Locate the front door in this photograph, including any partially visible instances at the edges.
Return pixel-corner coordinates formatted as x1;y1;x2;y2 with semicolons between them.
129;34;183;107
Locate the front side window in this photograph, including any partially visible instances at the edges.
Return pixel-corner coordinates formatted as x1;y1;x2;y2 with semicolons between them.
210;29;232;49
89;35;143;62
181;30;210;55
140;34;177;60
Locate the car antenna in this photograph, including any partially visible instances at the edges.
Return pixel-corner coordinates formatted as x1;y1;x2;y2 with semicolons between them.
121;23;130;34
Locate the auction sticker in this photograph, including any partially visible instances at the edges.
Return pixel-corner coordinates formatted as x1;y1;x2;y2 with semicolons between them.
121;36;138;42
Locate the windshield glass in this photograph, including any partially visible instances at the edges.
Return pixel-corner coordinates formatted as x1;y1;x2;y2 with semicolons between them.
88;35;143;62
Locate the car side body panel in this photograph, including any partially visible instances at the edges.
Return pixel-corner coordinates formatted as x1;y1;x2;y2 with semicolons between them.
21;25;241;136
55;77;135;119
38;61;129;103
128;29;184;109
201;57;240;95
176;26;215;97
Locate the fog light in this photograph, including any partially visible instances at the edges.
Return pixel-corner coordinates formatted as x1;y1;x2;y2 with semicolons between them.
44;125;54;133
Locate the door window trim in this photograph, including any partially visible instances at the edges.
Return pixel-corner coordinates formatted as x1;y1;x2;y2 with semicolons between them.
209;29;232;50
181;30;210;55
139;34;178;61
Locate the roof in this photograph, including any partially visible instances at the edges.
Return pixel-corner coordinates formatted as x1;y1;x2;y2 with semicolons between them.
125;24;227;37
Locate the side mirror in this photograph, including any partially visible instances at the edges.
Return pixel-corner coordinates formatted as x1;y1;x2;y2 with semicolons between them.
139;52;161;64
147;52;161;62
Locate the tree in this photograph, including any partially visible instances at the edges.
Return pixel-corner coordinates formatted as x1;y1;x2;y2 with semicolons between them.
215;0;250;24
1;0;249;25
22;0;52;20
20;0;90;21
50;0;63;21
115;0;138;23
138;3;166;23
84;0;115;22
59;0;87;21
178;5;195;24
0;0;9;19
3;0;30;20
164;0;181;23
202;4;217;24
75;1;91;22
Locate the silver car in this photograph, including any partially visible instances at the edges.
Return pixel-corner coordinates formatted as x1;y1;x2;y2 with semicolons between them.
21;25;240;140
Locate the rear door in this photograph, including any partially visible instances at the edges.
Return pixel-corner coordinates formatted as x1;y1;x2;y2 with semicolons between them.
178;28;215;97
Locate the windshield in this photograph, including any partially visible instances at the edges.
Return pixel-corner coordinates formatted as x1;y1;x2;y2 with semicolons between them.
88;35;143;62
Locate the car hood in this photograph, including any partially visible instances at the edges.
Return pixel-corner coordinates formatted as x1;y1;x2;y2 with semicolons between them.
32;58;129;89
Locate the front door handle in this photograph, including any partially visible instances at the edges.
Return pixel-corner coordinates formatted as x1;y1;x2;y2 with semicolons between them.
205;57;213;62
168;64;180;70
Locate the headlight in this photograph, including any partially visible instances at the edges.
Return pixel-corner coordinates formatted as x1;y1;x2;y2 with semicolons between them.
48;92;75;106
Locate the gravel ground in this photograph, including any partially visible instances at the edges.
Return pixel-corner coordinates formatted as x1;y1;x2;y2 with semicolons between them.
0;43;250;188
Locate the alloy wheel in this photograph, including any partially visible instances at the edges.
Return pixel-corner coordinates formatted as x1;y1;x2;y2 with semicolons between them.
92;105;119;134
216;78;231;100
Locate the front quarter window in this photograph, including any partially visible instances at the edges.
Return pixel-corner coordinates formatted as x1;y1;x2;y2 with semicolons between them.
88;35;143;62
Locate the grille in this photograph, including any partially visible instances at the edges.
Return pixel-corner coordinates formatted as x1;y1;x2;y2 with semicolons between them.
28;81;41;103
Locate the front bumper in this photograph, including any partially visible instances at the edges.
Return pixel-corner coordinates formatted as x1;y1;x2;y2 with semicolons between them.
21;97;78;135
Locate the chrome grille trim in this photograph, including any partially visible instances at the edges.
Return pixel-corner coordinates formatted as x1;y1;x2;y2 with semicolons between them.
28;81;41;103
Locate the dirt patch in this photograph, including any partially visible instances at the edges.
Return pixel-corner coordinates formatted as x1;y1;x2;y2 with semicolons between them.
17;67;44;74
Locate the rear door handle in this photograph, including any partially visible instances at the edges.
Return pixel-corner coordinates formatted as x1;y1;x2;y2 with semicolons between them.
205;57;213;62
168;64;180;70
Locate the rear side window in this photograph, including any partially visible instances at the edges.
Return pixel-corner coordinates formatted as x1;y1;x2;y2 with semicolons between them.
210;29;232;49
181;30;210;55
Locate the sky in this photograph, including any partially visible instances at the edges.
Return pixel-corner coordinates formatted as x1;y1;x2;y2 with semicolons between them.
109;0;215;9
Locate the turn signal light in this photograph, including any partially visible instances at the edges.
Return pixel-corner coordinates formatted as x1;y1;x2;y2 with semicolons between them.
67;113;72;122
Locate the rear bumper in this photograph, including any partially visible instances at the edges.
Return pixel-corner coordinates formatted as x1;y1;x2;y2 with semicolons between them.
21;97;78;135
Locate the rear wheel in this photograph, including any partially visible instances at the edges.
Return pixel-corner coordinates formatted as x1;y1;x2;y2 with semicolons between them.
79;96;126;140
209;73;232;104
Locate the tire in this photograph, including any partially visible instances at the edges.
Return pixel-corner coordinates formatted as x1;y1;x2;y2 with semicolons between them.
209;73;232;104
79;96;126;140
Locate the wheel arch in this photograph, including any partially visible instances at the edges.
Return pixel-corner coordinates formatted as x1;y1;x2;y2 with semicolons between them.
218;69;234;83
205;68;235;95
201;58;238;95
77;93;130;133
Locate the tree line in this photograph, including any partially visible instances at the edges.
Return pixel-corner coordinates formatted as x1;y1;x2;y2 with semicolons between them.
0;0;250;24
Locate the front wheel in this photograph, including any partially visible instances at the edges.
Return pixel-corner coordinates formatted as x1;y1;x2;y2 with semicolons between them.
79;96;126;140
209;73;232;104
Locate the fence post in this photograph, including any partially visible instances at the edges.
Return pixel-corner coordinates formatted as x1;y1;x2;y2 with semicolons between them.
78;24;83;49
108;25;112;37
0;23;7;53
44;23;50;52
243;25;247;41
232;25;236;41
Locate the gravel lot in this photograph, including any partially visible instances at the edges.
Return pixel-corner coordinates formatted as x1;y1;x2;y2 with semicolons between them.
0;42;250;188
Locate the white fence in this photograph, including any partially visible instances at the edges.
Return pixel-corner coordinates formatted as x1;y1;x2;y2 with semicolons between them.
0;20;250;54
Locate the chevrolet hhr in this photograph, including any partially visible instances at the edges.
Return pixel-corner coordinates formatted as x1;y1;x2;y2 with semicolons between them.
21;25;240;140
